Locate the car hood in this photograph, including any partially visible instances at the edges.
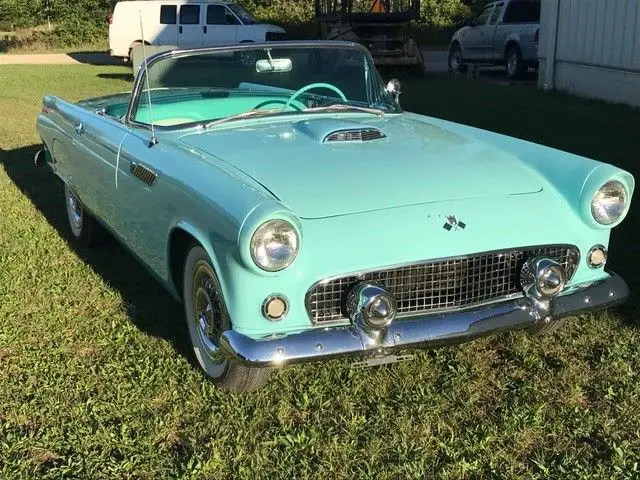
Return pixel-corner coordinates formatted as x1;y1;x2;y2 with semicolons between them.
179;114;544;219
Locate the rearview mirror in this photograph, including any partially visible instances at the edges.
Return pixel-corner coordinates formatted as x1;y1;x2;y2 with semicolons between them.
256;58;292;73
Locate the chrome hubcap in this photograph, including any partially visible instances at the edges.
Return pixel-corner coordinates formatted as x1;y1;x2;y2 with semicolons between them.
450;51;461;70
192;262;226;364
240;51;255;66
66;188;83;233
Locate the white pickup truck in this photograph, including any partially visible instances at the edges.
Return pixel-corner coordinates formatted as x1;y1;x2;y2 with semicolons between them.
448;0;540;79
108;0;286;60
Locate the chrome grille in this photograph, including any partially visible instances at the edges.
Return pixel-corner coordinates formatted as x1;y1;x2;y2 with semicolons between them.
324;128;385;143
306;245;580;324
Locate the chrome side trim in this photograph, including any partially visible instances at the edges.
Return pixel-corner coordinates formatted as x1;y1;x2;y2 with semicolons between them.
33;148;47;167
220;272;628;367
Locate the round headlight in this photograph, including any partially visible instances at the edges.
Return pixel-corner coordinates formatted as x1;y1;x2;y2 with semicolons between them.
250;219;299;272
591;180;629;225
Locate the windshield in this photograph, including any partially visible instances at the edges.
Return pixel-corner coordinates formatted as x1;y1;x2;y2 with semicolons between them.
132;44;401;128
228;4;257;24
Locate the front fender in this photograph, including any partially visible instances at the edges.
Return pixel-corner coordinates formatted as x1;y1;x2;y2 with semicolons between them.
420;115;635;230
167;220;224;298
449;28;467;47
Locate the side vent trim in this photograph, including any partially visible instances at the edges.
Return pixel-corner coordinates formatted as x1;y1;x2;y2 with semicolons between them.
130;163;157;186
324;128;386;143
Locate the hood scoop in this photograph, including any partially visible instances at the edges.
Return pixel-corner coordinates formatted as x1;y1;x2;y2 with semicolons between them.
324;128;386;143
293;118;387;144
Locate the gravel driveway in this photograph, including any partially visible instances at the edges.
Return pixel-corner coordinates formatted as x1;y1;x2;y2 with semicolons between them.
3;50;445;69
0;52;119;65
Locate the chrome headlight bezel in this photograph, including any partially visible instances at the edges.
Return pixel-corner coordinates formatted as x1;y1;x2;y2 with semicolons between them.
250;219;299;272
591;180;629;226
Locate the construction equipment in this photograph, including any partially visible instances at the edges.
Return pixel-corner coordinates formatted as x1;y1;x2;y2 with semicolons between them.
315;0;426;75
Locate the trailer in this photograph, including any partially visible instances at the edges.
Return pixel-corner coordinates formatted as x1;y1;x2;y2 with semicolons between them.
315;0;426;75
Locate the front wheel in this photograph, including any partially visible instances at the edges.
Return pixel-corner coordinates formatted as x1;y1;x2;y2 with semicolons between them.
235;44;257;67
182;245;271;392
448;44;466;73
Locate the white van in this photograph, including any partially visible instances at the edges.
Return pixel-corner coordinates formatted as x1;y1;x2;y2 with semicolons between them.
108;0;287;59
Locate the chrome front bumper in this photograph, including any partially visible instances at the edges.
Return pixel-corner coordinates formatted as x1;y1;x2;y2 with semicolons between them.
219;272;628;367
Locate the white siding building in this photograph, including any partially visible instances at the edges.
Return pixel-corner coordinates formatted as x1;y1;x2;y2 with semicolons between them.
538;0;640;107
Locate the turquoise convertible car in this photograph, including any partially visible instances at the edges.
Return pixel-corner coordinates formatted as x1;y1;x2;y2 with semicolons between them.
36;41;633;392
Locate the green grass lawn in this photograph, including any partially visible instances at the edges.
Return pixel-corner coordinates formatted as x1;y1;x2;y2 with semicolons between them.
1;66;640;479
0;25;108;54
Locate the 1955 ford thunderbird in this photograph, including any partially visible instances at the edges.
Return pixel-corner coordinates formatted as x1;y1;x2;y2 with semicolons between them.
36;41;634;392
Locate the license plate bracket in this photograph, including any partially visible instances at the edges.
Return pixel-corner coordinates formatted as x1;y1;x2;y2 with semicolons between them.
351;353;415;368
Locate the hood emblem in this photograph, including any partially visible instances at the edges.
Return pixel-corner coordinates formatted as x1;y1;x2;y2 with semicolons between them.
443;215;466;231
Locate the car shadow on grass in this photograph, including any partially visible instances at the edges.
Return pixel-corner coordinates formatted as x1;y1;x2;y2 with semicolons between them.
67;51;122;66
0;144;196;365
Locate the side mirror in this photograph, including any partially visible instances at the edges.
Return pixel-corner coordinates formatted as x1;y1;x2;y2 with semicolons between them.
386;79;401;104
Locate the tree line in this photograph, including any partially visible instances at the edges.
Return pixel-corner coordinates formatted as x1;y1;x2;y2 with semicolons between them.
0;0;113;30
0;0;485;45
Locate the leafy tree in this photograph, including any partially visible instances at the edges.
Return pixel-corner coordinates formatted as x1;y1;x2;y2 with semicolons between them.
241;0;314;24
0;0;483;46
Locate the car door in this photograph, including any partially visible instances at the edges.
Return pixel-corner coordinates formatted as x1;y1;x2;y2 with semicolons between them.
461;4;493;61
110;126;190;280
51;102;131;228
178;3;203;48
107;129;160;272
486;2;504;61
156;4;179;47
203;4;239;46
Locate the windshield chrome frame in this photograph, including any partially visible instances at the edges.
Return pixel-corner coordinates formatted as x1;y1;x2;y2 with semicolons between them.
125;41;393;131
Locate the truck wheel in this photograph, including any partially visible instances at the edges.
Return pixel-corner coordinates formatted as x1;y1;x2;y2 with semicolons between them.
238;51;257;66
64;183;107;247
235;41;257;66
127;41;151;64
183;245;271;393
505;45;526;80
448;44;466;74
127;42;141;64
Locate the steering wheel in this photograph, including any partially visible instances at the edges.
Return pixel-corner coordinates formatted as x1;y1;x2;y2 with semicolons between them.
253;99;302;111
284;83;347;110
